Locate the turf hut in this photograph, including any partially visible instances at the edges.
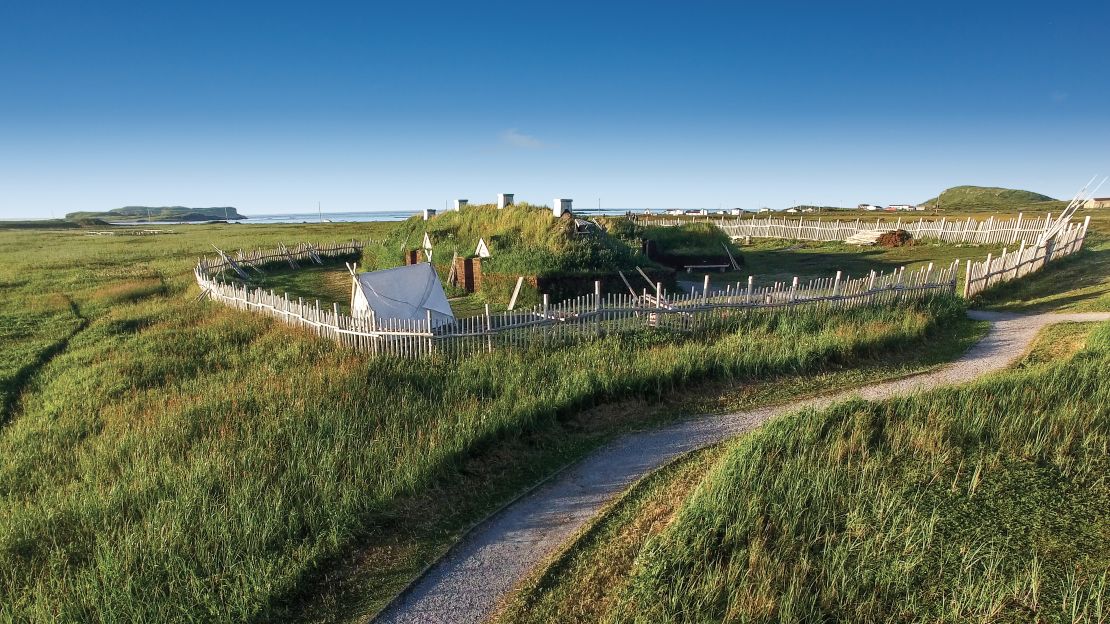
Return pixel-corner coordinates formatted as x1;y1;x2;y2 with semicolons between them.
366;203;674;304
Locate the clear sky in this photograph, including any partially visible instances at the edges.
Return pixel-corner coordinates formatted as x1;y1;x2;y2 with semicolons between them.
2;1;1107;218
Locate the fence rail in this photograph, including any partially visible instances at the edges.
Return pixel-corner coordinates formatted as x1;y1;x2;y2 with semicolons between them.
635;213;1056;245
964;216;1089;298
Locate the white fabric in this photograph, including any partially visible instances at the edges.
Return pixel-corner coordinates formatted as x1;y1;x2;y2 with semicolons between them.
475;237;491;258
352;263;455;328
422;232;434;262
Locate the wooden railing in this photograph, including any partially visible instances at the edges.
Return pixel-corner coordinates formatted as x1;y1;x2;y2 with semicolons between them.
635;213;1056;245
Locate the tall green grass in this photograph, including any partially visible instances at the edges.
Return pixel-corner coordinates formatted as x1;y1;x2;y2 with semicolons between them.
0;252;962;621
601;219;743;267
608;322;1110;623
0;223;979;622
0;292;86;422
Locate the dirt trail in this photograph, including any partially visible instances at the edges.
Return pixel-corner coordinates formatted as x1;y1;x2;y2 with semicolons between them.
373;310;1110;624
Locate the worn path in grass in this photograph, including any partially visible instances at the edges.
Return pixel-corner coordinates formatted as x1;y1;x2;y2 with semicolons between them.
373;310;1110;624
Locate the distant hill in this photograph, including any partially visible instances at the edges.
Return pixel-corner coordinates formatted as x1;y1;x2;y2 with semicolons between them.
65;206;245;222
0;217;111;230
919;186;1061;211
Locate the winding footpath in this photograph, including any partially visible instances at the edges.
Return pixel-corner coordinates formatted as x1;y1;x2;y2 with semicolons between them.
374;310;1110;624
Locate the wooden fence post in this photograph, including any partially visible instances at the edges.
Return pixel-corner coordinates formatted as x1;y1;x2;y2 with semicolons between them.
485;303;493;353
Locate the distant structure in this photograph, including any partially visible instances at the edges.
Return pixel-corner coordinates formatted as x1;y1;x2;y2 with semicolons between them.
887;204;916;211
454;199;468;211
422;209;437;220
1085;197;1110;209
858;203;882;211
553;198;572;217
498;193;514;210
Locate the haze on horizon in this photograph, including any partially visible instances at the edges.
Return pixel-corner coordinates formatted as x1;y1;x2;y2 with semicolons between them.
1;1;1107;219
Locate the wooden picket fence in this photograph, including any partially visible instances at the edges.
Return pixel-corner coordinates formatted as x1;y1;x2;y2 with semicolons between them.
964;216;1089;298
636;213;1056;245
196;243;961;358
197;240;366;276
193;211;1091;358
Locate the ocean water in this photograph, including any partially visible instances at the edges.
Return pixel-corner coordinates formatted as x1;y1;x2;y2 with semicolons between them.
241;207;650;224
101;207;728;226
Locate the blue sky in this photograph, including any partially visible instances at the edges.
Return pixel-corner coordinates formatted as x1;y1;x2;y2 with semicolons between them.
1;1;1107;218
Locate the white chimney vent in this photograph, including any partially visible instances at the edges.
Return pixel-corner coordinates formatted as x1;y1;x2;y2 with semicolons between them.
497;193;514;210
422;208;437;221
553;198;572;218
454;199;468;211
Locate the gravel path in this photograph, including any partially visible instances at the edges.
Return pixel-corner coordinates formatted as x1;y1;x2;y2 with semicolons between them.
373;311;1110;624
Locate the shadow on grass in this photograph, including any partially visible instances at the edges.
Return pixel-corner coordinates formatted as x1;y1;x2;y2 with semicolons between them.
0;297;88;425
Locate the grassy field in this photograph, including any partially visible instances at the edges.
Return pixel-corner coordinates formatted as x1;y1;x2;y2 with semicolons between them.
0;220;986;622
249;263;358;312
1;207;1103;622
688;238;1006;294
498;321;1110;623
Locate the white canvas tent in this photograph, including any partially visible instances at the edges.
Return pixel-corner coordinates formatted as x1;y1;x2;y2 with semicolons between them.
350;263;455;329
475;237;491;258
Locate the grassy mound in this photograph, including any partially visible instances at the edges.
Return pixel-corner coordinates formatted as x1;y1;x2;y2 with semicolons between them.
920;186;1060;211
608;322;1110;623
364;204;648;276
